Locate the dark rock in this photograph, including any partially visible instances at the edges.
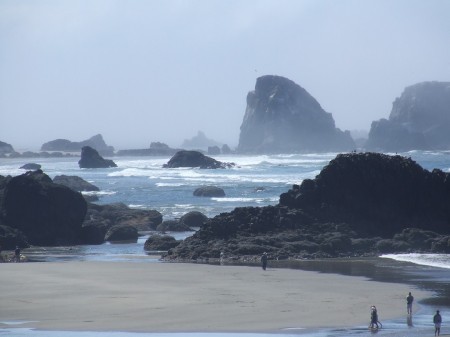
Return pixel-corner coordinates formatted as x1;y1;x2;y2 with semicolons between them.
53;175;100;192
179;211;208;228
81;203;163;244
163;150;234;169
156;220;192;232
144;234;180;252
237;75;355;153
0;170;87;246
78;146;117;168
104;225;138;242
193;186;225;197
0;225;29;250
41;134;115;156
20;163;41;170
366;82;450;151
279;152;450;237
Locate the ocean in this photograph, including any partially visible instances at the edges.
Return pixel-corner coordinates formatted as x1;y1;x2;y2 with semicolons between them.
2;150;450;336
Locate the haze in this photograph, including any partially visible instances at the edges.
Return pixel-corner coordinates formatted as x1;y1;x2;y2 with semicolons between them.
1;0;449;151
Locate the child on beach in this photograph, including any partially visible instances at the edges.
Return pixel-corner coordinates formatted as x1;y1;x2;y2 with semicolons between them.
370;305;379;329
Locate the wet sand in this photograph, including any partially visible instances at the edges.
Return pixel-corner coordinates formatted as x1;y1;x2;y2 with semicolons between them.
0;261;431;333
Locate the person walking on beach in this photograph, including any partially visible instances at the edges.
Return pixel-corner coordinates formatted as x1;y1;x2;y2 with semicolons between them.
407;292;414;315
370;305;379;329
261;252;268;270
14;246;21;263
434;310;442;336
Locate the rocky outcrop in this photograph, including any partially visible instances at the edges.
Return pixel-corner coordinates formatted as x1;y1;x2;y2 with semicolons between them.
193;186;225;197
163;150;234;169
181;131;222;151
237;75;355;153
165;152;450;262
156;220;192;232
80;203;163;244
144;234;180;252
78;146;117;168
0;141;14;155
179;211;208;228
53;175;100;192
0;170;87;246
366;82;450;151
20;163;41;170
104;225;138;242
41;134;115;156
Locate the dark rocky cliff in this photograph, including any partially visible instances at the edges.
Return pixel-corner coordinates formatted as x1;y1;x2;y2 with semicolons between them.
237;75;355;153
366;81;450;151
166;152;450;261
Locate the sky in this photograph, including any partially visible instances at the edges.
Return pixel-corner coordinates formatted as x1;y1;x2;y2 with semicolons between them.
1;0;449;151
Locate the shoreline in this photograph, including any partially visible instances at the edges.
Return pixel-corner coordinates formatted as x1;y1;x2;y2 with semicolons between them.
0;260;432;333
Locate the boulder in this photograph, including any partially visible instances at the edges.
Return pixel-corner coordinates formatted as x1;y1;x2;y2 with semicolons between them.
179;211;208;228
19;163;41;170
78;146;117;168
156;220;192;232
41;134;115;156
237;75;355;153
366;81;450;151
144;234;180;252
0;170;87;246
163;150;234;169
104;225;138;242
53;175;100;192
193;186;225;197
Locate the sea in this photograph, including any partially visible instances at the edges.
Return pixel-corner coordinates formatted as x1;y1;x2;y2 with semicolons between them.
2;150;450;337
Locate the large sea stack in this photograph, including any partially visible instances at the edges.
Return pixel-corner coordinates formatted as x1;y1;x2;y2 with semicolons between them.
366;81;450;152
78;146;117;168
237;75;355;153
41;134;115;156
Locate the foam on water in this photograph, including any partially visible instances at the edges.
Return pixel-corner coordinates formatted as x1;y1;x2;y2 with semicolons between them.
381;253;450;269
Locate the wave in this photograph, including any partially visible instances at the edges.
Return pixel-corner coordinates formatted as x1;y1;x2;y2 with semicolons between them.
82;190;116;196
381;253;450;269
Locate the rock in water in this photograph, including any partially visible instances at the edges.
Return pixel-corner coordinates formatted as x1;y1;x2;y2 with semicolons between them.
238;75;355;153
366;81;450;151
78;146;117;168
163;150;234;169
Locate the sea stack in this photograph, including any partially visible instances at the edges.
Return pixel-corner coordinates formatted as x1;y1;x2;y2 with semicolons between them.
237;75;355;153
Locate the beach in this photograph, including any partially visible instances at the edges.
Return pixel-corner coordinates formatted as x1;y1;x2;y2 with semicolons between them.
0;261;431;333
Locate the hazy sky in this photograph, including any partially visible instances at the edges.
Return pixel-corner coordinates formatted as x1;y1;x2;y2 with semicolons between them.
1;0;449;151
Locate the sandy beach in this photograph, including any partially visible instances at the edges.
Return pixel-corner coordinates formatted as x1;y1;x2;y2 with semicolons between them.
0;261;431;333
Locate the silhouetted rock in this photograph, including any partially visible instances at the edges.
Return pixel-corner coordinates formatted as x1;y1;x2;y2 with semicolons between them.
193;186;225;197
165;152;450;262
179;211;208;228
144;234;180;252
221;144;232;154
238;75;355;153
366;82;450;151
104;224;138;242
116;142;180;156
53;175;100;192
163;150;234;169
78;146;117;168
181;131;222;150
41;134;114;156
0;170;87;246
19;163;41;170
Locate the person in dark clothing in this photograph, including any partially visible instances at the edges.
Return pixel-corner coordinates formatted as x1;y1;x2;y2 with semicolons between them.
370;306;379;329
407;292;414;315
434;310;442;336
14;246;21;263
261;252;267;270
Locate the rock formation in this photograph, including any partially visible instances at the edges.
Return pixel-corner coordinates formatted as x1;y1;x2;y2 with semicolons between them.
116;142;180;156
237;75;355;153
0;170;87;246
104;225;138;242
366;81;450;151
0;141;14;155
163;150;234;169
19;163;41;170
78;146;117;168
41;134;115;156
193;186;225;197
181;131;222;151
165;152;450;261
53;175;100;192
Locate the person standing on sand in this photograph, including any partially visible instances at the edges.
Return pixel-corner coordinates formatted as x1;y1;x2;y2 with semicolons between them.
370;305;379;329
407;292;414;315
14;246;21;263
434;310;442;336
261;252;267;270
